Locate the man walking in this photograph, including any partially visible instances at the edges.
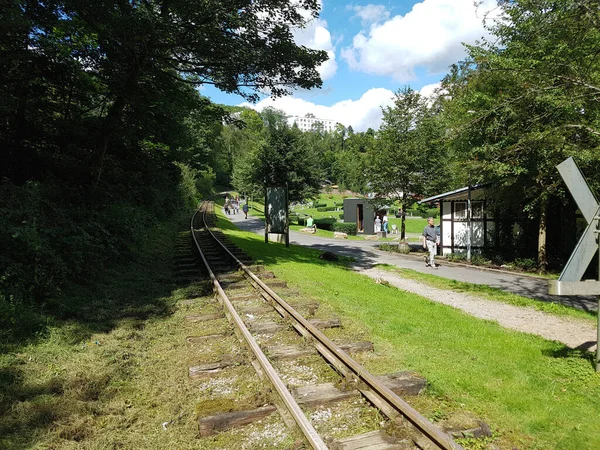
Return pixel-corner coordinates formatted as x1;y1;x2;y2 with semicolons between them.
422;217;439;268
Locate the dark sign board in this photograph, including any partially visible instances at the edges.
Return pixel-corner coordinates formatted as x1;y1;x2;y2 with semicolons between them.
265;186;289;245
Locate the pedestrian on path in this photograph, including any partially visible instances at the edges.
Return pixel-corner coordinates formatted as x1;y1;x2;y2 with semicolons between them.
422;217;438;268
374;215;382;233
382;213;389;233
242;202;249;219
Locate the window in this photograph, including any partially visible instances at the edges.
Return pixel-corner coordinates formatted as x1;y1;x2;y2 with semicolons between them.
472;201;484;219
454;202;467;219
454;201;484;220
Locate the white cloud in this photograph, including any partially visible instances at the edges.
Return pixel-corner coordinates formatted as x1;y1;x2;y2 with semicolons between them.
342;0;496;82
239;88;395;132
419;82;441;98
352;4;390;26
292;2;338;80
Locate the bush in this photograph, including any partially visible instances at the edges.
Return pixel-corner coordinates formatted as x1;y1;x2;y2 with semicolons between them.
314;217;337;230
446;253;467;262
471;254;489;266
314;202;327;208
421;207;439;219
332;222;357;235
316;207;327;212
513;257;537;271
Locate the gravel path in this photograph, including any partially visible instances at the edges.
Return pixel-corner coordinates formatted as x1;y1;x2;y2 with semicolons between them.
362;267;598;352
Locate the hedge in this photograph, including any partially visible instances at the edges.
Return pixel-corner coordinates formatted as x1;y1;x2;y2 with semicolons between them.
314;217;337;230
332;222;357;235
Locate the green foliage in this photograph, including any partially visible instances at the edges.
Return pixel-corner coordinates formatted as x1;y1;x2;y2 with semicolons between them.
416;206;439;219
441;0;600;266
316;206;337;212
0;0;329;340
470;254;489;266
174;162;215;206
332;222;357;235
367;87;448;240
313;217;337;230
446;253;467;263
512;258;538;272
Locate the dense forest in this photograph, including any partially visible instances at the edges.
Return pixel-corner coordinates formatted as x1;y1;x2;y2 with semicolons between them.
3;0;600;338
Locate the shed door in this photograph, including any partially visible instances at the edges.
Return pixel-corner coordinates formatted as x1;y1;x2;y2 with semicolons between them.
357;205;364;232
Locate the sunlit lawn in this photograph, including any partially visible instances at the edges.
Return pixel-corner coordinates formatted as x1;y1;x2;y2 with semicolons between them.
218;211;600;450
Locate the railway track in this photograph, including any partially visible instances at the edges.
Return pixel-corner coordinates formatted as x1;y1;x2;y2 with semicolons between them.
181;201;484;449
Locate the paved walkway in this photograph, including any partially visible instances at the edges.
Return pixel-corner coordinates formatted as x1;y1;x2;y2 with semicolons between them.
225;212;598;313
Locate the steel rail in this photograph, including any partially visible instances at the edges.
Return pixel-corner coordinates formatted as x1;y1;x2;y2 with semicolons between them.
198;201;464;450
190;203;329;450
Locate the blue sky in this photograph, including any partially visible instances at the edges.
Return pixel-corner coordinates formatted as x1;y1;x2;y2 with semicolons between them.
202;0;499;131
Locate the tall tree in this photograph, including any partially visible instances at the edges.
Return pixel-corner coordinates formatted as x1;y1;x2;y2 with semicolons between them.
0;0;328;185
243;108;323;202
368;87;446;240
443;0;600;269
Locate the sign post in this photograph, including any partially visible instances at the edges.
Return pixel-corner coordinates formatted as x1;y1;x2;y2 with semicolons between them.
548;157;600;370
264;186;289;247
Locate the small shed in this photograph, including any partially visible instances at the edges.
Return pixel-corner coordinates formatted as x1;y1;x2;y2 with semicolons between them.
419;185;493;255
343;198;376;235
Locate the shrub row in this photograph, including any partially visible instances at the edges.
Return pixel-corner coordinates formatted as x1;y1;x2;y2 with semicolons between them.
332;222;357;235
316;206;338;212
313;217;336;230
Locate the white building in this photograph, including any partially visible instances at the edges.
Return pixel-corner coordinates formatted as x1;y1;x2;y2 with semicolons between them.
286;114;338;133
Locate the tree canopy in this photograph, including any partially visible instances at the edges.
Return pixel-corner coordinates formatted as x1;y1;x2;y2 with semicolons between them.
0;0;329;335
442;0;600;267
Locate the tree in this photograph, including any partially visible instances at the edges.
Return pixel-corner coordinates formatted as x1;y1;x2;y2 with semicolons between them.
442;0;600;269
368;87;446;240
0;0;328;185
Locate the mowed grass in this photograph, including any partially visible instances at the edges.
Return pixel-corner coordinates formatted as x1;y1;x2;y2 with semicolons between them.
0;214;240;449
6;204;597;449
382;266;595;322
217;212;600;450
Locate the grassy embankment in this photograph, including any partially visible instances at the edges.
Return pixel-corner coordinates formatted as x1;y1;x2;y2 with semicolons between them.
378;266;592;321
0;213;220;449
2;206;598;449
218;211;600;450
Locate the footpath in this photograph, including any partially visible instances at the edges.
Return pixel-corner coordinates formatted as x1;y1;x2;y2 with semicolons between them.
224;212;598;351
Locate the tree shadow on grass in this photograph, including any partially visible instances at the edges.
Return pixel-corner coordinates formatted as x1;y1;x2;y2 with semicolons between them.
542;344;596;368
0;221;209;449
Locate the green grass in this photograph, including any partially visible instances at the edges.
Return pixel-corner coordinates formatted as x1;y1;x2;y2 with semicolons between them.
378;266;592;321
233;193;426;242
388;216;428;234
3;205;599;449
217;212;600;450
0;212;296;449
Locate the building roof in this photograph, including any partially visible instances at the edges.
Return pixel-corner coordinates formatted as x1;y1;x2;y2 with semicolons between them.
418;184;489;204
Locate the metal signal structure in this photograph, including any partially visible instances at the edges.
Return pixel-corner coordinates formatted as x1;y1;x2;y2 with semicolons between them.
548;157;600;370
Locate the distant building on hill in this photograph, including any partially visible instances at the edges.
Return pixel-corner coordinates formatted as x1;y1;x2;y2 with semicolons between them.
286;114;338;133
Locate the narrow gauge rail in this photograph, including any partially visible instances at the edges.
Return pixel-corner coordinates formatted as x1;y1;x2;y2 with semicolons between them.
190;201;464;450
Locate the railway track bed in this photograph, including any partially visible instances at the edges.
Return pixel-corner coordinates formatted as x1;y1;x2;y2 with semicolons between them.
173;202;492;449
